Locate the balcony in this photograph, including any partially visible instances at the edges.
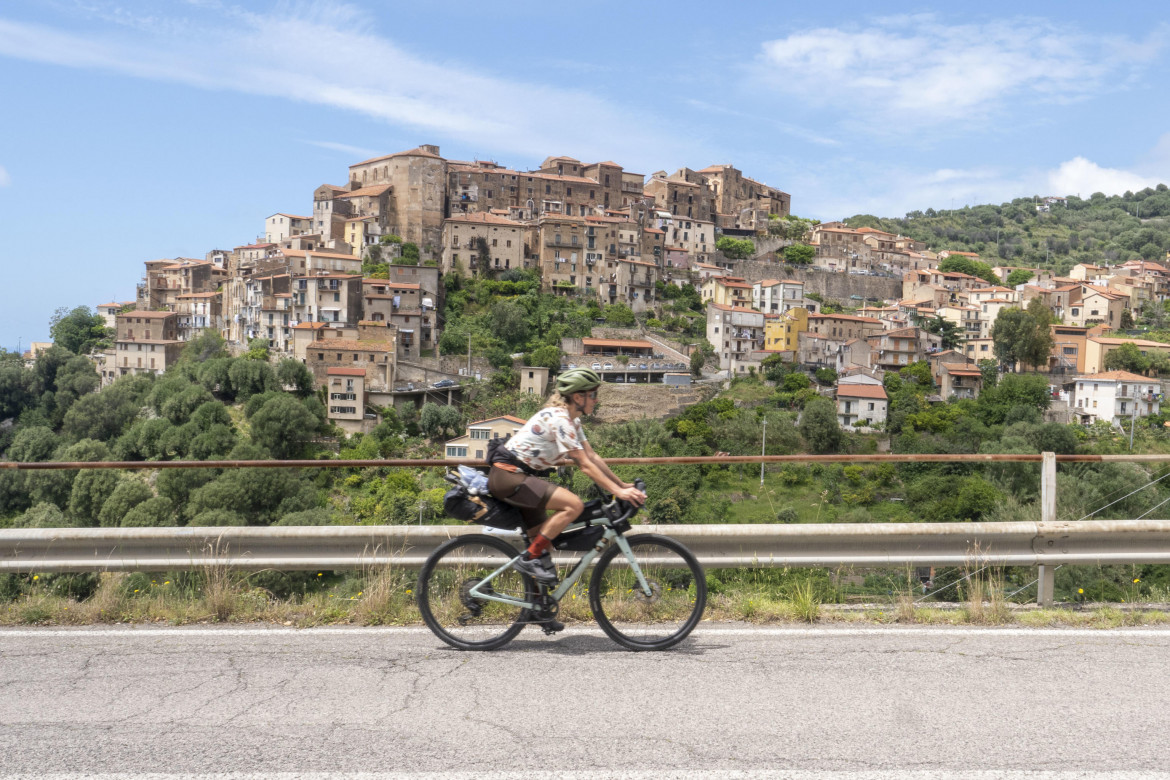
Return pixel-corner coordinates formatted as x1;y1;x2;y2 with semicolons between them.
545;238;581;249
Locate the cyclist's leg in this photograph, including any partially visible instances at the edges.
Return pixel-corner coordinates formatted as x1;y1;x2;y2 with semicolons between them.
534;486;584;541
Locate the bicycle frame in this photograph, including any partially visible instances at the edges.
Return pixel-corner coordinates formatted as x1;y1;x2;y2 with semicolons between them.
467;521;653;610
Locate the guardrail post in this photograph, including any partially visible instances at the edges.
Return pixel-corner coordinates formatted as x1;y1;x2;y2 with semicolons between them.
1037;451;1057;606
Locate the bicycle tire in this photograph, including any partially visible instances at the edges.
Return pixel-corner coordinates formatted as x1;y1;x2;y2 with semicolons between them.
588;533;707;651
416;533;534;651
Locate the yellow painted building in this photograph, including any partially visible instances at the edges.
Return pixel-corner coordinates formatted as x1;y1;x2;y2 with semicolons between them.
764;307;809;351
700;276;755;308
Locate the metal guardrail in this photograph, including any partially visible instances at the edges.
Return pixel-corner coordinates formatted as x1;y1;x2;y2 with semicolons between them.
4;519;1170;576
3;452;1170;605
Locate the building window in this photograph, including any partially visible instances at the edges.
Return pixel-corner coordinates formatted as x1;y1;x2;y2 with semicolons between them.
446;446;468;458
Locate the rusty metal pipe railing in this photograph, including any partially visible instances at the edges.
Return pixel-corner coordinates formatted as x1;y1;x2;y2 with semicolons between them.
2;453;1164;470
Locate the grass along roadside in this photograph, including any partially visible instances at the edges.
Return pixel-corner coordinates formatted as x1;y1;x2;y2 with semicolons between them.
4;571;1170;629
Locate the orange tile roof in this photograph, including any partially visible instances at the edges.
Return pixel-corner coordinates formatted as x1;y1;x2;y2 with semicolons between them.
469;414;528;426
1075;370;1157;382
836;384;888;400
327;367;367;376
582;338;655;349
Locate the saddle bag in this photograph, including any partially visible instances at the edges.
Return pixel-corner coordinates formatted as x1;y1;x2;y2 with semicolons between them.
442;485;524;530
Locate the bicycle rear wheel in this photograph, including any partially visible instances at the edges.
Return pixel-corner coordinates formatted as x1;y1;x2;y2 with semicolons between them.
589;533;707;651
416;534;533;651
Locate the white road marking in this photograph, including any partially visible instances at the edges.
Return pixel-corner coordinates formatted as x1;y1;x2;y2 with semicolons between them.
2;625;1170;639
7;771;1168;779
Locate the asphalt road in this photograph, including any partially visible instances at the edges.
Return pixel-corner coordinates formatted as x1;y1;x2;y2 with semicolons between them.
2;624;1169;779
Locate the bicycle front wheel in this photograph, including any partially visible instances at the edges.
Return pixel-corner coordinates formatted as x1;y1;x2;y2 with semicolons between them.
416;534;533;651
589;533;707;651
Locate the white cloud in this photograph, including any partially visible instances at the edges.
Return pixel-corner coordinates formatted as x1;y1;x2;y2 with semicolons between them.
797;150;1169;222
0;5;684;166
1045;157;1161;198
756;15;1166;126
305;141;381;159
0;165;9;187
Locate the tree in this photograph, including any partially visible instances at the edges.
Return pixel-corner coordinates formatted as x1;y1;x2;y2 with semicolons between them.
49;306;112;355
1005;269;1033;286
98;479;154;527
991;307;1053;370
181;330;229;363
524;344;562;373
922;314;963;350
937;257;998;284
782;244;815;264
716;237;755;260
249;395;319;458
275;358;315;397
227;359;276;401
799;396;842;454
1104;341;1153;374
490;301;530;347
61;379;148;443
604;304;636;327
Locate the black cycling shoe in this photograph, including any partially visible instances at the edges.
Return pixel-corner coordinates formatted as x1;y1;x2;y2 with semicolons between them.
540;618;565;635
513;552;558;584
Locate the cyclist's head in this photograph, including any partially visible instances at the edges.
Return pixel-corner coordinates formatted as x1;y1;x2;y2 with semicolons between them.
555;367;602;400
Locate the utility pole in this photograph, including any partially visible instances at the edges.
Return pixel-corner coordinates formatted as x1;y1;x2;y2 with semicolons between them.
1130;395;1138;451
467;332;472;377
760;417;767;486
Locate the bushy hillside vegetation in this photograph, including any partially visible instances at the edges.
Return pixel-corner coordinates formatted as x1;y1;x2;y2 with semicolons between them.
847;186;1170;270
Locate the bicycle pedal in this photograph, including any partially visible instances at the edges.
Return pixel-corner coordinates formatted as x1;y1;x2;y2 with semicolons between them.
541;619;566;635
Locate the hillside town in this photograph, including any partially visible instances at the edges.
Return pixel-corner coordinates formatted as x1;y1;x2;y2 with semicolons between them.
67;144;1170;443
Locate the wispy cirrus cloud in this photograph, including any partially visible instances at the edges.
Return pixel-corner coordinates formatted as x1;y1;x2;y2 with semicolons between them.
0;3;686;166
755;15;1167;128
305;140;381;159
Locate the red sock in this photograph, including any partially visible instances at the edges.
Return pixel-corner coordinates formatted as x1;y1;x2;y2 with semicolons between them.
526;534;552;558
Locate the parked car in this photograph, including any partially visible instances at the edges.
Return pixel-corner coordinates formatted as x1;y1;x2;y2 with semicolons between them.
560;364;568;371
653;353;664;359
433;379;456;388
651;362;661;369
613;376;625;383
603;362;613;370
568;363;577;369
639;363;648;370
591;362;602;370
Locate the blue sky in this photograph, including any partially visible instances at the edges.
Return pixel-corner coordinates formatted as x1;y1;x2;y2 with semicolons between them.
2;1;1169;349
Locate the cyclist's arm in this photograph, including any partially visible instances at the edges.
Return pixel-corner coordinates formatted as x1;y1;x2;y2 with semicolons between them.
565;448;643;505
582;439;631;490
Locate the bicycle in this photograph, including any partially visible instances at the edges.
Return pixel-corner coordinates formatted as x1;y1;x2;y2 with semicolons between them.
416;477;707;651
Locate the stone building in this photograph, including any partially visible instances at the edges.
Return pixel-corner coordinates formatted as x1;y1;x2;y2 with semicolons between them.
537;214;589;295
114;311;183;378
441;212;527;275
324;366;369;435
265;213;312;244
305;338;395;393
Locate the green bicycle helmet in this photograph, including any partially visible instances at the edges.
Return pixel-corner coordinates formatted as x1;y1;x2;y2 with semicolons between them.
556;367;602;396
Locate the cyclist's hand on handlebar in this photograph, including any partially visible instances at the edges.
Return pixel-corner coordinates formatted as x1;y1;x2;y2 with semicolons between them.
616;485;646;507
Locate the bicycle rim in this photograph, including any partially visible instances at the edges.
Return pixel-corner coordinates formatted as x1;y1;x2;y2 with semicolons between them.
417;535;532;651
589;534;707;651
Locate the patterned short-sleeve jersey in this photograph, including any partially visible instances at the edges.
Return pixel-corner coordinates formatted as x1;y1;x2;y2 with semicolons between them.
503;407;588;472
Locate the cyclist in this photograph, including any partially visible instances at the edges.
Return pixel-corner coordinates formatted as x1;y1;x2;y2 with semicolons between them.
487;367;646;585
